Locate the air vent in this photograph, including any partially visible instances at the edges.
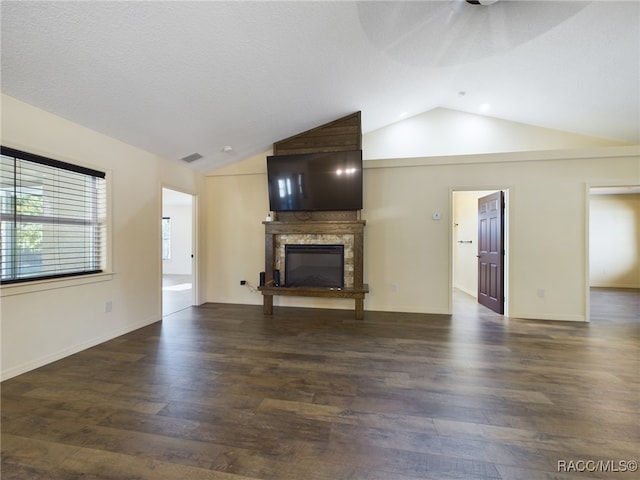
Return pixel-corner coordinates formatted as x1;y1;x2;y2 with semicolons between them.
180;153;203;163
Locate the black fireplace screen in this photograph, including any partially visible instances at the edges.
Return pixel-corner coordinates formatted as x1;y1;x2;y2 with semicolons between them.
284;244;344;288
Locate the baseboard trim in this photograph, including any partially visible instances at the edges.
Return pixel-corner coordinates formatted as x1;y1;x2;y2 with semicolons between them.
1;315;160;381
509;312;586;322
590;283;640;289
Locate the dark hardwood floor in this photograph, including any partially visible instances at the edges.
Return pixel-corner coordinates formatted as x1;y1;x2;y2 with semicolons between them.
2;289;639;479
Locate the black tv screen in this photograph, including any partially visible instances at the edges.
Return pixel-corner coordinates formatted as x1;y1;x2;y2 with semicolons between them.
267;150;363;211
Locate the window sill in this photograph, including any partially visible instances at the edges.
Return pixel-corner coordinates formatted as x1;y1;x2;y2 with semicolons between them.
0;272;114;297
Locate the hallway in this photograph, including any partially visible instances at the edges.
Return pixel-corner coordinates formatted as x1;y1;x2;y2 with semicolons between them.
162;274;193;315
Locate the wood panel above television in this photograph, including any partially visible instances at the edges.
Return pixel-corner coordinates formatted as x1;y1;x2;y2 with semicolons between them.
273;111;361;155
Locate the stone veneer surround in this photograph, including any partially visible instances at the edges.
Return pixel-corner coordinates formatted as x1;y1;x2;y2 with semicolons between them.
275;234;355;288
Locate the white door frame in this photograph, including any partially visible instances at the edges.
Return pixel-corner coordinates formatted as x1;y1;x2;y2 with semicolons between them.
161;186;198;312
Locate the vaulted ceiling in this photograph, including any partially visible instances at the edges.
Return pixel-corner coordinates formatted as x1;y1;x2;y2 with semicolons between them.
1;1;638;174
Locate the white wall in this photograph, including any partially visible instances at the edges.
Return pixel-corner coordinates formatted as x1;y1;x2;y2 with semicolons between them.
162;204;193;275
590;193;640;288
0;94;204;380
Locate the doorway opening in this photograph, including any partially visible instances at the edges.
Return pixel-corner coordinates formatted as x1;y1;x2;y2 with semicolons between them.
587;185;640;323
162;188;195;316
451;189;509;315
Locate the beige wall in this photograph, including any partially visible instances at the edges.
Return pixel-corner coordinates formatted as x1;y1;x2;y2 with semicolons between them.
364;108;627;160
0;94;204;380
205;154;269;306
452;191;490;297
590;193;640;288
205;147;639;321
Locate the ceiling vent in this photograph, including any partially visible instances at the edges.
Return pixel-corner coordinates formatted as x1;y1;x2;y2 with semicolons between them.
180;152;203;163
466;0;499;4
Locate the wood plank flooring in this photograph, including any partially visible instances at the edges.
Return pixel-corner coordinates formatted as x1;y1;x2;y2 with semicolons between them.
2;289;639;479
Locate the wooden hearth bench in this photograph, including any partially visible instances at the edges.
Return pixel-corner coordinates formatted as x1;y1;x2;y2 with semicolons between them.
259;284;370;320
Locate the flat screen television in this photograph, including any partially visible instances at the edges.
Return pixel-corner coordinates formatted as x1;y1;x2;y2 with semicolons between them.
267;150;363;211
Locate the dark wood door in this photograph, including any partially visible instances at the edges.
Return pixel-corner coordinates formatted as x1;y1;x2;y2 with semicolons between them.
477;191;505;314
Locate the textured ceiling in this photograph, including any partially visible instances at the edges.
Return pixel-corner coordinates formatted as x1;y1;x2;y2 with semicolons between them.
1;1;638;173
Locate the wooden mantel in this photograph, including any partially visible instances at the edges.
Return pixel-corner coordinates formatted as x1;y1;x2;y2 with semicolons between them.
259;212;368;319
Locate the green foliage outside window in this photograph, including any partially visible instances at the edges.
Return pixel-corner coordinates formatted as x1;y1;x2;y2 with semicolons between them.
16;193;44;252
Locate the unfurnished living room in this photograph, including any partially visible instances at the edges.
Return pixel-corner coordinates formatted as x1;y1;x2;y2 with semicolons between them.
1;2;638;479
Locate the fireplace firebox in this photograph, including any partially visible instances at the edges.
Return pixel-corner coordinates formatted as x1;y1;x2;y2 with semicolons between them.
285;244;344;288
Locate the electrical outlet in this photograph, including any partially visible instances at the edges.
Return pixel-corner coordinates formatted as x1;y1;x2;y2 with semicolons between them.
240;280;247;285
104;301;112;313
391;283;398;294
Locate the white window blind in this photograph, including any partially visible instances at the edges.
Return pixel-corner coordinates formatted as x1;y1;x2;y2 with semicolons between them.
0;146;106;284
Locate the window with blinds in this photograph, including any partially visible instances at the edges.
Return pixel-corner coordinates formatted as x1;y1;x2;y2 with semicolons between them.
0;146;106;284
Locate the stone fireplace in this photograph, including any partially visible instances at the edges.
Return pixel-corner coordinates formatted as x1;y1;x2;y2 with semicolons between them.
260;213;367;319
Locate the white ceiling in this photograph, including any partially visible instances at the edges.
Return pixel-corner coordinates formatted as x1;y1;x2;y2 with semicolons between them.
1;1;638;174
